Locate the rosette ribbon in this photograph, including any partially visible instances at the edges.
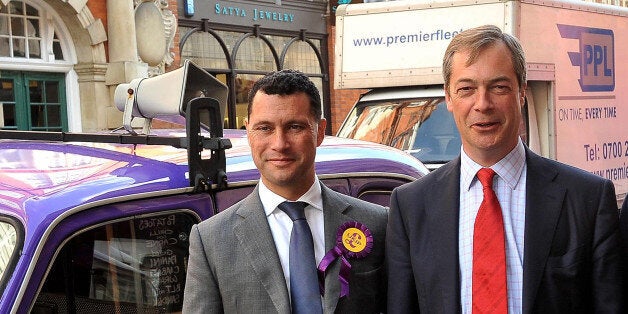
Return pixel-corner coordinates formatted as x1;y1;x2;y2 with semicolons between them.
317;221;373;298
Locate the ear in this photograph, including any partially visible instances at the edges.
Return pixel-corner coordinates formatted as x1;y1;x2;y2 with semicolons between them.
244;118;252;144
316;118;327;147
519;83;527;108
445;91;454;112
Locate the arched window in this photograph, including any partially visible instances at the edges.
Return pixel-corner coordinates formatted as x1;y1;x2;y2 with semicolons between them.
179;24;328;131
0;1;67;61
0;0;72;131
281;38;325;115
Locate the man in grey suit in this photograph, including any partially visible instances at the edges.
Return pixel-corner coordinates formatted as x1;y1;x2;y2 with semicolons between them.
386;25;625;313
183;70;387;313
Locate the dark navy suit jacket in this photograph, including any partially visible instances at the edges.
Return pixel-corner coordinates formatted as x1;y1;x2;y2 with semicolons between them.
386;148;625;313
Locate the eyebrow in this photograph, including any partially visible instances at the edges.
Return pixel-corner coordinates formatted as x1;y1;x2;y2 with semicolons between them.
249;118;311;127
454;75;514;86
487;75;514;85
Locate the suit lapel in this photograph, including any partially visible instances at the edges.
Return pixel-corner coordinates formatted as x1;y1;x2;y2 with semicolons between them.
427;159;463;312
521;150;565;314
233;187;291;313
320;184;351;313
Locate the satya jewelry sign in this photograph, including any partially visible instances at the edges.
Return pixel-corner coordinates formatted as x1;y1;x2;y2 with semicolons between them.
177;0;328;34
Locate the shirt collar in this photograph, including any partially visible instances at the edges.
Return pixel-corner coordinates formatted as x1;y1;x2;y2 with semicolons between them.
461;139;526;191
259;177;324;217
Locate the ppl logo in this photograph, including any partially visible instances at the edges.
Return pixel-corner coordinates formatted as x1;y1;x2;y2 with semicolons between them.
557;24;615;92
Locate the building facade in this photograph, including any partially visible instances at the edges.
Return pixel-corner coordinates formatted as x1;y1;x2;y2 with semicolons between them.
0;0;625;133
0;0;341;133
176;0;331;131
0;0;179;133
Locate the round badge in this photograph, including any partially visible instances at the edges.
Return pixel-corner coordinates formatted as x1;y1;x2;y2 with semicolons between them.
342;227;367;253
319;221;374;298
335;221;373;258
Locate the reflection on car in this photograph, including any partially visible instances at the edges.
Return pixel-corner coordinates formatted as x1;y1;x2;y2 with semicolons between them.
0;129;427;313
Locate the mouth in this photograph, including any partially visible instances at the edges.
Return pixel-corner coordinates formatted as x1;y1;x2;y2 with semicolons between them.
472;121;499;130
267;157;294;166
475;122;497;127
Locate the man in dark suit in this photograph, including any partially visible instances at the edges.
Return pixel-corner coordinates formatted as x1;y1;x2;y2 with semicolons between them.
621;196;628;289
183;70;386;313
622;197;628;247
386;25;625;313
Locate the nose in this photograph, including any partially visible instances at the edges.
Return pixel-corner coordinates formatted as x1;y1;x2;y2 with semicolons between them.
270;129;290;151
474;88;493;111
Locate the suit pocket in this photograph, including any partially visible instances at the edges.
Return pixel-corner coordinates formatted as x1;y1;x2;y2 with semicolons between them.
351;264;384;292
543;244;588;290
538;245;589;312
545;244;586;268
335;264;386;313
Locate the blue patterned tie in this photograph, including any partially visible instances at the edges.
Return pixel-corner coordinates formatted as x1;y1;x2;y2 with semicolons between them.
278;201;323;314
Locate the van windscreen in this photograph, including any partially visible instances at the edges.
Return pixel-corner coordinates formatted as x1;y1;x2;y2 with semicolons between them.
337;97;461;165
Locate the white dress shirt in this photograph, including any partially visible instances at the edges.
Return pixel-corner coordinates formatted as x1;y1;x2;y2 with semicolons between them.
459;139;527;314
259;177;325;293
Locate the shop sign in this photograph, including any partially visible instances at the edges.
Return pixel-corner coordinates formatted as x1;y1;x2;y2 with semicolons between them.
178;0;327;34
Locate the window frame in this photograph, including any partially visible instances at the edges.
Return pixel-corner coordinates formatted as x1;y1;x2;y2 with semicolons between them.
0;215;24;296
31;209;200;313
0;70;67;131
178;23;330;133
0;0;67;62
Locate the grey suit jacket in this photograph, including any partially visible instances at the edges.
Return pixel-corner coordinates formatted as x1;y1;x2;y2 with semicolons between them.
183;182;387;313
386;148;625;313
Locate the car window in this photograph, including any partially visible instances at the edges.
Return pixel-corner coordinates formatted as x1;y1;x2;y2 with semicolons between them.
0;221;17;276
212;176;405;214
320;178;350;197
0;218;20;294
214;184;256;212
348;177;411;207
32;212;196;314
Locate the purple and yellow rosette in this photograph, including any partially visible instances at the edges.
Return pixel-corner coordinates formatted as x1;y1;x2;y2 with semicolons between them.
317;221;373;298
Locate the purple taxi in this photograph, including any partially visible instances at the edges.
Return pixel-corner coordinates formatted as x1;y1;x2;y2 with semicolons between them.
0;129;427;313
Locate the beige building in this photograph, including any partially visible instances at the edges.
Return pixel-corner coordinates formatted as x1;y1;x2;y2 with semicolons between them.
0;0;626;133
0;0;332;133
0;0;178;132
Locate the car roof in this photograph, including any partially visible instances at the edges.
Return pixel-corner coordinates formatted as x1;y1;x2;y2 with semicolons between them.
0;129;426;226
0;128;427;313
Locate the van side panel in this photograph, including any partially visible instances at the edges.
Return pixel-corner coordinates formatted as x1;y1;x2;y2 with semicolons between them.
334;0;512;89
519;0;628;199
336;0;628;200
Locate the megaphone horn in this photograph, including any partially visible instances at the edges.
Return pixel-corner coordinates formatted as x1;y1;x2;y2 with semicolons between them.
113;60;228;135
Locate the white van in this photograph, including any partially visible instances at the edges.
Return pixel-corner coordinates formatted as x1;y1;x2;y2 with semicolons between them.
334;0;628;203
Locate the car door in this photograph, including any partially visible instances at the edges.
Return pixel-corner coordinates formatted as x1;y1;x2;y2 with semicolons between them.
24;194;212;314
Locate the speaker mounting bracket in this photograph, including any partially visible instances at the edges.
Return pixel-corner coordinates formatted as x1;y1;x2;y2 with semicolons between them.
185;97;232;192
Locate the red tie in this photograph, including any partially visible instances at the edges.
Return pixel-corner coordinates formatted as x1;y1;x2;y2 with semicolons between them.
473;168;508;314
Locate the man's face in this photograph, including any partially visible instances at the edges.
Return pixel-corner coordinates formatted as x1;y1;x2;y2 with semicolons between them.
445;42;526;166
245;91;326;199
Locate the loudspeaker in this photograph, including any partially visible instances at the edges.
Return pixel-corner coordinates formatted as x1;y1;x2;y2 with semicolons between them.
114;60;228;134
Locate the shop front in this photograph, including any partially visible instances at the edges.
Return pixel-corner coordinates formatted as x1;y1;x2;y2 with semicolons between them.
177;0;330;131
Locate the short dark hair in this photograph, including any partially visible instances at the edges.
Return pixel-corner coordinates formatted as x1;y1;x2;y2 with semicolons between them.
247;69;322;121
442;25;526;95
